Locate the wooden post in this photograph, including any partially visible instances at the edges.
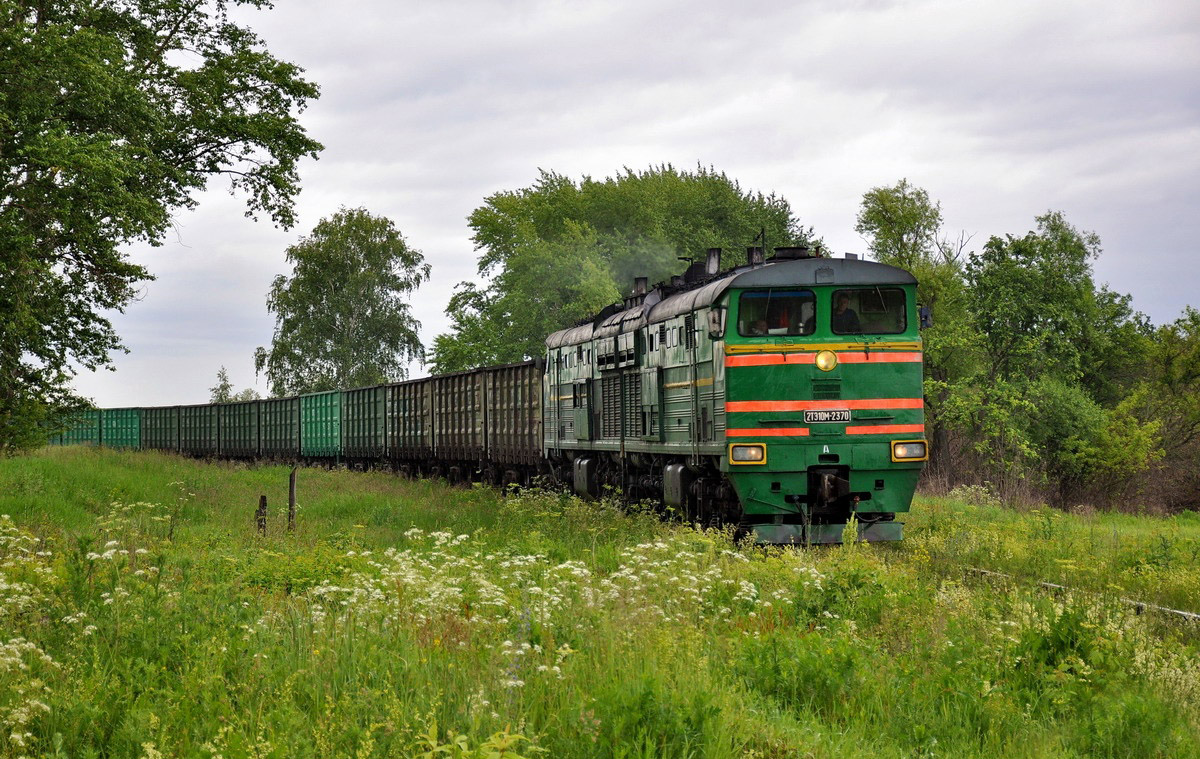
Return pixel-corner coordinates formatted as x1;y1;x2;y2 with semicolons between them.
288;467;297;533
256;495;267;536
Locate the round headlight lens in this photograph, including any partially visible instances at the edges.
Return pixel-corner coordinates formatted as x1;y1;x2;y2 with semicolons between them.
815;350;838;372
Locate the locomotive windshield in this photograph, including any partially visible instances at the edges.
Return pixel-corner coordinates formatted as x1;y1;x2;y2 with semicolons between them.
831;287;907;334
738;289;816;336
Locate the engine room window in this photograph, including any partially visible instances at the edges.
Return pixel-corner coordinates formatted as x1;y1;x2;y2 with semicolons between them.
738;289;816;337
831;288;907;335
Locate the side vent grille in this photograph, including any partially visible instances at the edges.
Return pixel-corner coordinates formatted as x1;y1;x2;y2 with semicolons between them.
812;379;842;400
601;375;621;438
624;373;642;437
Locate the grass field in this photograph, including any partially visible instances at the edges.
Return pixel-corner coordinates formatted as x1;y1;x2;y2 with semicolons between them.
0;447;1198;758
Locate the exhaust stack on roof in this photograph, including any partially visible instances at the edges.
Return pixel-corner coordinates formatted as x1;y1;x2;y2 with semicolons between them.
705;248;721;275
746;246;764;266
624;276;651;309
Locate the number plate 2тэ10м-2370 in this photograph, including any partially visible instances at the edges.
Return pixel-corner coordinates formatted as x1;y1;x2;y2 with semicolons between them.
804;409;851;423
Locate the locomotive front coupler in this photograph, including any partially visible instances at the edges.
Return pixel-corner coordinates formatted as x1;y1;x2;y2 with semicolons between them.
782;493;864;506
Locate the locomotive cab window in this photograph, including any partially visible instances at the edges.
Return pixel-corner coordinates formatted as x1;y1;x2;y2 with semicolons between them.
738;289;816;337
831;288;907;335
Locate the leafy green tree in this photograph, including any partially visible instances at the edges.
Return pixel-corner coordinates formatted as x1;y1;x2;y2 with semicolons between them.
1148;308;1200;450
965;212;1151;395
931;375;1038;496
1075;288;1154;407
432;223;621;372
1132;308;1200;511
1022;377;1160;506
855;178;975;313
254;209;430;396
431;165;810;371
966;212;1102;382
210;368;235;404
209;367;259;403
954;212;1160;500
855;178;943;271
855;179;978;474
0;0;322;454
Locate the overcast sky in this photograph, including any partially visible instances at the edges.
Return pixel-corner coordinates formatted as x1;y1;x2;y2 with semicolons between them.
73;0;1200;407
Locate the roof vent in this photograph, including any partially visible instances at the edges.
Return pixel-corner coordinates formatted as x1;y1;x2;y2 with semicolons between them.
746;246;764;266
772;246;814;260
634;276;648;295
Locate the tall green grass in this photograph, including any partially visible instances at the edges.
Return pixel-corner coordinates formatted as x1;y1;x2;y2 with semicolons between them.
0;447;1197;758
907;487;1200;612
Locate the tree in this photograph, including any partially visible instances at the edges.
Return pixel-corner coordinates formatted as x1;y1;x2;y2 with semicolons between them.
254;209;430;396
0;0;322;454
430;223;622;370
1141;308;1200;510
1148;308;1200;450
855;178;973;310
855;178;943;271
950;212;1160;502
209;366;259;403
431;165;811;372
966;211;1102;382
855;179;977;476
210;367;235;403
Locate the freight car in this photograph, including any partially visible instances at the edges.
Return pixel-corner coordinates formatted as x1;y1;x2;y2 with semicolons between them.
52;362;544;482
51;246;927;544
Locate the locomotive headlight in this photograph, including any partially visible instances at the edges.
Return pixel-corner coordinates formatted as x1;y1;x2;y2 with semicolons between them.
730;444;767;464
815;350;838;372
891;440;928;461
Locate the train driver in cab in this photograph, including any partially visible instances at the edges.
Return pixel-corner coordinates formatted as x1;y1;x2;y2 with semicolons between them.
832;292;862;334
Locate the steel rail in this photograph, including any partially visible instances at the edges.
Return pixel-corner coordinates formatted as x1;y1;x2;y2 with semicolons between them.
965;566;1200;624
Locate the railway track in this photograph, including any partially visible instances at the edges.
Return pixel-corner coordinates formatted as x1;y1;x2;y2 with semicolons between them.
965;566;1200;624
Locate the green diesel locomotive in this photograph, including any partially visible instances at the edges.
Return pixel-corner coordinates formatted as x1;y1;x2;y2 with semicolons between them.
545;246;926;543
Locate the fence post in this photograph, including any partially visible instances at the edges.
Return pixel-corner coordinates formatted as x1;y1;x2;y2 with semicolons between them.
256;495;267;536
288;467;297;533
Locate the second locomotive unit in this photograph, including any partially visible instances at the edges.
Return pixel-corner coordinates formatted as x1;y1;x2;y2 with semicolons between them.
51;246;927;544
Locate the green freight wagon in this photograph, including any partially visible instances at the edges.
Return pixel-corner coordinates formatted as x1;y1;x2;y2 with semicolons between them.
483;362;542;470
386;379;432;469
342;385;387;462
260;396;300;460
431;370;485;472
51;409;102;446
141;407;180;452
300;390;342;459
179;404;219;457
217;400;260;458
101;408;142;449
